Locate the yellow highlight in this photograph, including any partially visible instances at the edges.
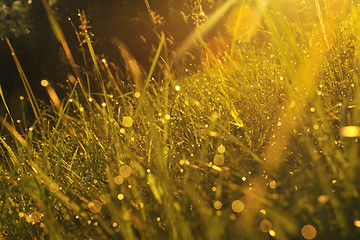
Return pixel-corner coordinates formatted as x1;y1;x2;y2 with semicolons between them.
225;4;263;42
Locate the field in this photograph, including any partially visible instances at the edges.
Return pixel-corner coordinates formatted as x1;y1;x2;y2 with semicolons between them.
1;0;360;239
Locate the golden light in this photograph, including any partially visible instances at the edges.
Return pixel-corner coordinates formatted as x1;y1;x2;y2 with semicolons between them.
225;3;264;43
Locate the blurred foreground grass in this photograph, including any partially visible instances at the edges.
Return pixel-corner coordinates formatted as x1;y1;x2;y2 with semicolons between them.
1;0;360;239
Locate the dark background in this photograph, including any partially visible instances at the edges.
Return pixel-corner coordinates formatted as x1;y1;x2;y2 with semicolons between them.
0;0;223;119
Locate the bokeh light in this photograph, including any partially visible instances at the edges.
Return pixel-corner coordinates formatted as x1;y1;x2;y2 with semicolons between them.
122;116;134;127
301;225;317;240
231;200;244;213
260;220;272;233
120;165;132;178
88;200;102;213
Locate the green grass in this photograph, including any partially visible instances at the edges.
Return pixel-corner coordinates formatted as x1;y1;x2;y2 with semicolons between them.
1;0;360;239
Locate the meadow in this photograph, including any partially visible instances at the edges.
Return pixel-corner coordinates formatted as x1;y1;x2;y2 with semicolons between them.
1;0;360;239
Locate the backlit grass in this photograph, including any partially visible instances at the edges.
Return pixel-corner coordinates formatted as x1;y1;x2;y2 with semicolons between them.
1;0;360;239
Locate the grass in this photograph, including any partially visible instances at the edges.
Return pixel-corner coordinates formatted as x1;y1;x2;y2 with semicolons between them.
1;0;360;239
